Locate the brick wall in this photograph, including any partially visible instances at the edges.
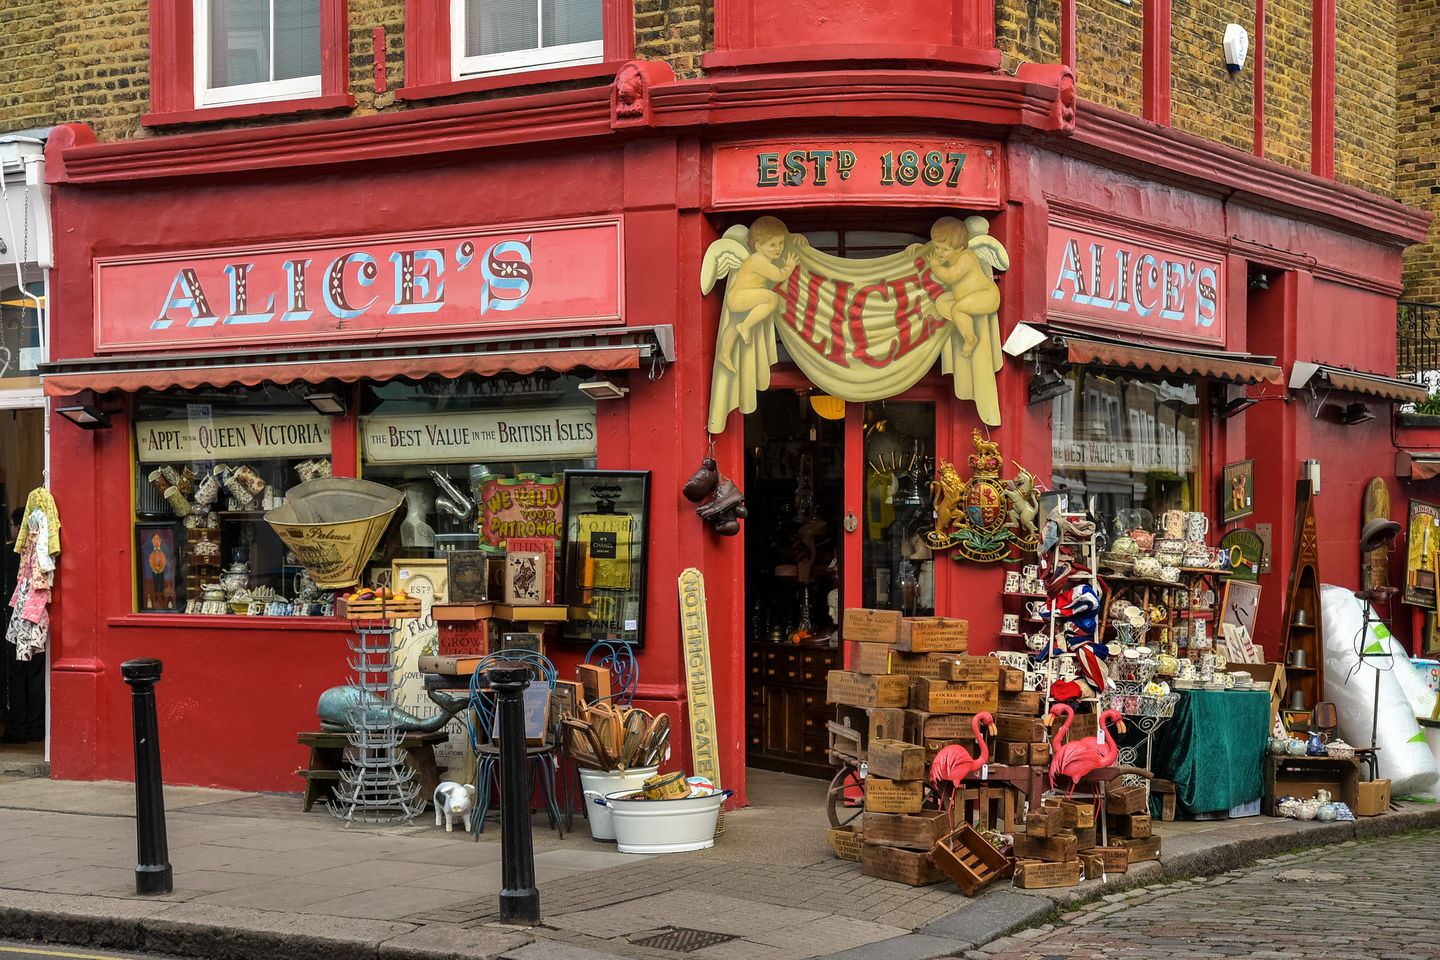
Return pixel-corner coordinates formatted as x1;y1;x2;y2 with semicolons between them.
1397;0;1440;302
0;1;60;133
635;0;710;78
1073;0;1140;115
1170;0;1252;154
1335;0;1396;194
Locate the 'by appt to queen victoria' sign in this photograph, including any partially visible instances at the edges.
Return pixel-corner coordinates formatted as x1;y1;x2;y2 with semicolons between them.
1046;219;1226;346
92;218;623;352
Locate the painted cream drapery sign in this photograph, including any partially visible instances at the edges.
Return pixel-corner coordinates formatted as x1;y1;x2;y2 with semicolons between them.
701;216;1009;432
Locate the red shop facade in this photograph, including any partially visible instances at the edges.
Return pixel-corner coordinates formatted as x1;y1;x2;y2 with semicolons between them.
38;67;1429;799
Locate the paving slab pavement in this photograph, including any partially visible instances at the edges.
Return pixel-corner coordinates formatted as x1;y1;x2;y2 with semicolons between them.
0;768;1436;960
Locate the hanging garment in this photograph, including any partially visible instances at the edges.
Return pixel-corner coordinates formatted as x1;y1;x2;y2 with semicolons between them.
7;508;55;662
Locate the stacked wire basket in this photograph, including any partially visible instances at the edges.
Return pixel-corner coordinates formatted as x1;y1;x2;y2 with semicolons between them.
1105;657;1180;718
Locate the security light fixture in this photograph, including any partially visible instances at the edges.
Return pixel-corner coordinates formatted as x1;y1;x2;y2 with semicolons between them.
1028;368;1070;405
1341;402;1375;425
57;403;111;429
577;379;629;401
303;391;346;416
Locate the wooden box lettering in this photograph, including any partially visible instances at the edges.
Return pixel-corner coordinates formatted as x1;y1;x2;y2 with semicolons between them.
861;842;946;886
862;809;951;850
908;711;977;741
843;608;902;645
438;619;490;657
914;682;998;715
939;656;1000;682
1013;859;1083;889
848;642;894;675
998;690;1044;716
867;738;926;782
893;617;969;652
827;825;864;861
888;651;951;679
1087;846;1129;872
827;670;910;708
864;777;924;814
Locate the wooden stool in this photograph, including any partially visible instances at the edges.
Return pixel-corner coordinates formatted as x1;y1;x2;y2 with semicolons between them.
1150;778;1177;821
951;784;1018;833
296;730;448;812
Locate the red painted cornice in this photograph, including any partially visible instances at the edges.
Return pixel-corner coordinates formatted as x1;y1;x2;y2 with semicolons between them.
56;87;617;183
1046;100;1432;247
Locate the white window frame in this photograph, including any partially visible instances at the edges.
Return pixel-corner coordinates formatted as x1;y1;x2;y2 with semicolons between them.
193;0;323;108
450;0;603;79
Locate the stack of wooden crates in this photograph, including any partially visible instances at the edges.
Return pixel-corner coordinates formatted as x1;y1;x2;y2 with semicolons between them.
825;607;1162;891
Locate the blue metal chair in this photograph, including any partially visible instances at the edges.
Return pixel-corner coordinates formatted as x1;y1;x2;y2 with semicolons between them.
466;650;564;838
583;641;638;707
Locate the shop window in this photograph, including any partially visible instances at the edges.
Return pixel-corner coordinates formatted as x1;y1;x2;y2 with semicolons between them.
0;283;42;384
132;386;337;616
862;400;936;617
357;371;597;576
145;0;351;125
1049;367;1202;541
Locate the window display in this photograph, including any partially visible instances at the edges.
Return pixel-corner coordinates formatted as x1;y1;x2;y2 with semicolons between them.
1049;367;1201;546
132;387;335;615
560;470;650;647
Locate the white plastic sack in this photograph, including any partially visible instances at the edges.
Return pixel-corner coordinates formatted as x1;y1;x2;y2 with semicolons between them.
1319;584;1439;796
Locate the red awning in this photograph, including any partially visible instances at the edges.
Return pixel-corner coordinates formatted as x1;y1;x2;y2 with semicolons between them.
42;326;673;396
1046;328;1284;385
1397;450;1440;481
1309;364;1428;403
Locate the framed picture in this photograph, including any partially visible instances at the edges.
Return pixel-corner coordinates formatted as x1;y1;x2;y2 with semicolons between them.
1404;499;1440;607
137;522;182;612
367;564;393;592
1217;579;1264;663
1220;459;1255;524
560;470;651;648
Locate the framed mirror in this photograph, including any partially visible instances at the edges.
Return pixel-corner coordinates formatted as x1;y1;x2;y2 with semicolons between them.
559;470;651;648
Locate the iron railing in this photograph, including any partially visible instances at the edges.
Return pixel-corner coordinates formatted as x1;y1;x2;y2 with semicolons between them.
1396;301;1440;399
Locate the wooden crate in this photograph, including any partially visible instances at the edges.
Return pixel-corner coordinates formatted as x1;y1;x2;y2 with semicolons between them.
1106;782;1148;816
999;666;1026;692
907;711;978;742
888;651;951;679
1072;824;1097;851
1107;812;1151;839
1121;836;1162;863
950;784;1018;833
848;642;894;675
1042;798;1096;829
1028;741;1051;765
1022;805;1063;838
994;714;1047;743
862;842;946;886
939;656;1001;682
1013;859;1083;889
827;825;863;861
865;777;924;814
911;681;998;715
337;596;423;620
1086;845;1129;873
993;740;1028;765
868;738;926;781
843;608;902;644
893;617;969;652
998;690;1044;716
863;810;951;850
828;671;910;708
1079;851;1105;880
929;824;1012;897
1012;830;1077;863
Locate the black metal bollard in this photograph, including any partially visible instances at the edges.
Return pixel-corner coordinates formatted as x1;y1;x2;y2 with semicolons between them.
488;663;539;924
121;658;173;895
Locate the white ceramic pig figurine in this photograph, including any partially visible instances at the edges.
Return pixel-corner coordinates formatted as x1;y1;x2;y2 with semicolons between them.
434;781;477;832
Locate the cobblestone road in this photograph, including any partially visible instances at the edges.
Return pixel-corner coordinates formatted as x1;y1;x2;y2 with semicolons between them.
966;829;1440;960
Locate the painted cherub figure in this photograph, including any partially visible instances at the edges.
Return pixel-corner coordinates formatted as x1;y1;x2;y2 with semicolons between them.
719;216;800;370
916;217;1001;358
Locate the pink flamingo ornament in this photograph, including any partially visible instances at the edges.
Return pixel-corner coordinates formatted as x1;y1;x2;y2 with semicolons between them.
931;712;998;821
1045;705;1127;798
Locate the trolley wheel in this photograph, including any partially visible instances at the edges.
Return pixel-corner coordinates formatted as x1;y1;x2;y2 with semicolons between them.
826;761;865;829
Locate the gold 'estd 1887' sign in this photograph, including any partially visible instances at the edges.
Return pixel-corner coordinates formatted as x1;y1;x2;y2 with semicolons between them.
678;568;721;787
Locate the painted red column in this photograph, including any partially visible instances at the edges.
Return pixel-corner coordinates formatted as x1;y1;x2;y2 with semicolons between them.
1253;0;1265;157
1143;0;1172;126
1311;0;1335;178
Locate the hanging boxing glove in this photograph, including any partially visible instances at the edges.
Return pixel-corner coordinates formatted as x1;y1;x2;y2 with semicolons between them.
683;457;720;502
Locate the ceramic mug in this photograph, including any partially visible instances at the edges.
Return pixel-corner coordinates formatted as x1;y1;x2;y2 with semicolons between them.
1002;614;1021;634
1159;510;1186;539
1004;571;1021;593
1184;511;1209;541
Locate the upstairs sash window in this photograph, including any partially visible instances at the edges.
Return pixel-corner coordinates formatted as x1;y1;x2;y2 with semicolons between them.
196;0;322;107
452;0;602;78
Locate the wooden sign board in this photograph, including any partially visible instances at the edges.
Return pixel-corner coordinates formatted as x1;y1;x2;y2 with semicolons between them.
678;568;722;786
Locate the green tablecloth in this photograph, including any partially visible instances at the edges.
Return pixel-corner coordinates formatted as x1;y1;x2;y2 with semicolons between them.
1151;688;1270;818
